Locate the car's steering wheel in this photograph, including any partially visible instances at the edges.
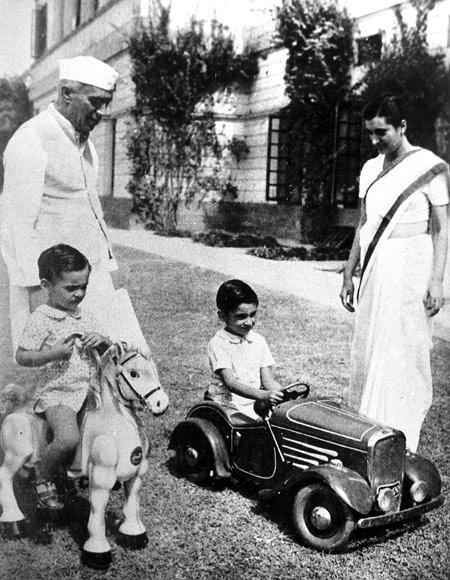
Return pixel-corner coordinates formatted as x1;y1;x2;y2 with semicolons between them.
254;381;310;418
280;381;310;401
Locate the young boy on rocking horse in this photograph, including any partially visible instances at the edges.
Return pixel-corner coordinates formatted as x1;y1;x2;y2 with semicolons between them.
15;244;112;510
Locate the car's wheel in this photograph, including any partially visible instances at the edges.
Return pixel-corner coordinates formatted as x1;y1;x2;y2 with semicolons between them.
292;483;355;552
175;429;214;484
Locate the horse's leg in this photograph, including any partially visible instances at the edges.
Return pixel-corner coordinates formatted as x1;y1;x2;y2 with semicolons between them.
0;414;33;536
81;434;118;570
118;438;149;549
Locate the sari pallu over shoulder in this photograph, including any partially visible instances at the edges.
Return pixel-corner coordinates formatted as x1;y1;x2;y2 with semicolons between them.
357;149;449;300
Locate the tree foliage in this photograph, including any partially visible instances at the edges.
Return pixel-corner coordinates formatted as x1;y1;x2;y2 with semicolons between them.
0;77;32;189
276;0;354;205
356;0;446;152
127;7;258;232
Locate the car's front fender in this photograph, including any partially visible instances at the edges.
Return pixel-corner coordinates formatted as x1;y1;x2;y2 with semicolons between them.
169;417;231;479
284;464;374;515
405;452;442;498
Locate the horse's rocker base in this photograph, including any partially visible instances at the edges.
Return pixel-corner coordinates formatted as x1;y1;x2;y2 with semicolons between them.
81;549;112;570
116;531;148;550
0;519;28;538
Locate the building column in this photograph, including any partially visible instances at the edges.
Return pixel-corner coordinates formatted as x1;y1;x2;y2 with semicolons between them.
81;0;96;24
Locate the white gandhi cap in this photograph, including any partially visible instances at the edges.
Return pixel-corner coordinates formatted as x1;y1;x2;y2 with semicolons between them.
59;56;119;91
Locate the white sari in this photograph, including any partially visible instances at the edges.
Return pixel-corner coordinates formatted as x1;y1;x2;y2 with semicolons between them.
349;149;449;451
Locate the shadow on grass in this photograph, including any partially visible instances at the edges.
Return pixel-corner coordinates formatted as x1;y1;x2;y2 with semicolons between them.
2;474;128;555
165;450;426;555
165;454;229;492
251;491;429;554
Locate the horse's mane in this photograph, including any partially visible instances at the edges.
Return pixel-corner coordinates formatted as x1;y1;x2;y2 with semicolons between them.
87;344;125;413
0;383;33;417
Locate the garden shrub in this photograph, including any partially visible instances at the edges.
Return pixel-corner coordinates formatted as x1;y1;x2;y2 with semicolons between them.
248;245;349;261
356;0;446;154
192;230;279;248
276;0;354;207
127;6;258;233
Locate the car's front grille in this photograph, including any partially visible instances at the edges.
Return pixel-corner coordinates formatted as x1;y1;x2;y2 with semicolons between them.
369;433;406;512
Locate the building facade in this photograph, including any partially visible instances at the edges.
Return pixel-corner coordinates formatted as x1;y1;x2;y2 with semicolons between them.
23;0;450;238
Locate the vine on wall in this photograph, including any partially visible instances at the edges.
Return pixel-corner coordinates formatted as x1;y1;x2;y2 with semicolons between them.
276;0;354;207
127;7;258;232
356;0;447;155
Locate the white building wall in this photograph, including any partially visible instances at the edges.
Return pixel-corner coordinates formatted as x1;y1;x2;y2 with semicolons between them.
349;0;450;74
232;48;289;203
25;0;450;207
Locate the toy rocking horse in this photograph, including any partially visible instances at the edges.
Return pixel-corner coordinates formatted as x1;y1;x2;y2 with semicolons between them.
0;343;169;570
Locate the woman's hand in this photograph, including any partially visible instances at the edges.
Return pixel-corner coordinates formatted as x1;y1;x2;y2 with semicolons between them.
340;277;355;312
423;280;444;317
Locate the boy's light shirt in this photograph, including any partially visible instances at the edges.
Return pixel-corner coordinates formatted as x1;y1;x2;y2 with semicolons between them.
207;327;275;408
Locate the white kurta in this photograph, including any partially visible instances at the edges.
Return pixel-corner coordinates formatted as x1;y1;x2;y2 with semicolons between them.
0;104;120;352
349;149;449;451
1;103;115;285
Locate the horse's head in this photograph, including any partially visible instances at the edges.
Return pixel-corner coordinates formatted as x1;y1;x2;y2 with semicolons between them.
100;343;169;415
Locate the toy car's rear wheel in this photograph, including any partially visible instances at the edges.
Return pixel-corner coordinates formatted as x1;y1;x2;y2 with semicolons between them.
292;483;355;552
175;431;214;484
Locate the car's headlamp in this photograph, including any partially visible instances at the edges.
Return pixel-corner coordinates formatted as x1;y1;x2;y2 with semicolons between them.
377;487;396;513
410;481;427;503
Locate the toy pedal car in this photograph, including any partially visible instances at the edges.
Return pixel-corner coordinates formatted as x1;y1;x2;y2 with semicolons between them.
169;383;443;552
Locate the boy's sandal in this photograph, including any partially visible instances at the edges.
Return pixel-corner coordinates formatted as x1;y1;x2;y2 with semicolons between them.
35;480;64;510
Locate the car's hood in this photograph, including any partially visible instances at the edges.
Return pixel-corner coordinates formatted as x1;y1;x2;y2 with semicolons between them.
272;399;385;450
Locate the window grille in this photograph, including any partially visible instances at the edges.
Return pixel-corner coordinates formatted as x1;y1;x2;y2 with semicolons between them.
32;4;47;58
266;115;291;202
356;33;382;65
75;0;82;28
331;103;366;208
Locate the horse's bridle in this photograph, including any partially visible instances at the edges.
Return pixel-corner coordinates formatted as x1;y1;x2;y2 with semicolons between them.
116;351;162;407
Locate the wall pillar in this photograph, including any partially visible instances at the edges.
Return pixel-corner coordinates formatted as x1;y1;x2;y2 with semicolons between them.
47;0;64;47
62;0;78;37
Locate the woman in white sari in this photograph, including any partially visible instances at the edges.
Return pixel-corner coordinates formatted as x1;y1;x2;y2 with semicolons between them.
340;95;449;452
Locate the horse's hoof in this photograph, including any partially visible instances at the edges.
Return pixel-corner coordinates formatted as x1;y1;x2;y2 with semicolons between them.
81;549;112;570
0;519;28;538
33;522;53;545
36;505;65;523
117;531;148;550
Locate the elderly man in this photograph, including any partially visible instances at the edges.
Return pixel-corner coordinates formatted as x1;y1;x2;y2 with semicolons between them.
1;56;145;355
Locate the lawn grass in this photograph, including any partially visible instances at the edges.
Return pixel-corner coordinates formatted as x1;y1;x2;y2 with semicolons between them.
0;244;448;579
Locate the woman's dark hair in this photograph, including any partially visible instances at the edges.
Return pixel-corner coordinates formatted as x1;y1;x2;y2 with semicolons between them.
362;94;404;127
216;279;258;314
38;244;91;282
